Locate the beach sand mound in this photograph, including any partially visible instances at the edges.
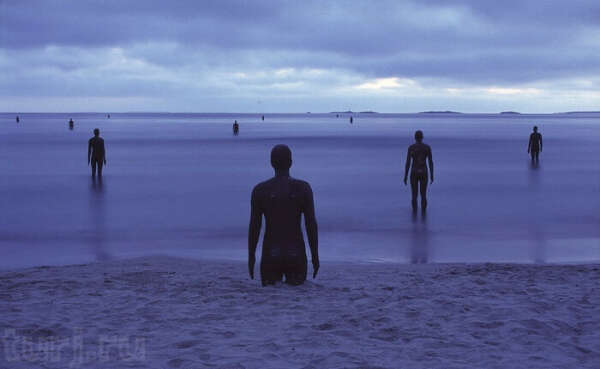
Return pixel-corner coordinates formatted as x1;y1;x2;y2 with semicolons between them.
1;256;599;368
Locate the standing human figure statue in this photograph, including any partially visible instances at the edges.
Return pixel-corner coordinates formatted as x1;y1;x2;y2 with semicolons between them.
404;130;434;212
88;128;106;178
16;116;19;123
248;144;319;286
528;126;543;163
233;120;239;136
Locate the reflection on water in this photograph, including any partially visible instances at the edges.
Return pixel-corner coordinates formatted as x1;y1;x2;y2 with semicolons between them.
531;224;546;264
89;177;110;261
409;210;430;264
528;160;545;263
1;113;599;268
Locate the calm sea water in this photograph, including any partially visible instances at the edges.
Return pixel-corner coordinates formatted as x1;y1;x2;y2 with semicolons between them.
1;112;599;268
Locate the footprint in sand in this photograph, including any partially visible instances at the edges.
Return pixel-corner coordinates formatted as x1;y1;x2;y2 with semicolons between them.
369;326;401;342
222;331;236;338
175;339;201;349
168;358;186;368
315;322;334;331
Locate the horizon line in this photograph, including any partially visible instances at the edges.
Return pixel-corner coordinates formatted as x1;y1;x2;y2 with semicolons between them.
3;111;600;115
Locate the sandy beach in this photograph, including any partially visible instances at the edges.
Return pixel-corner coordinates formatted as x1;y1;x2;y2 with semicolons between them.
1;256;598;368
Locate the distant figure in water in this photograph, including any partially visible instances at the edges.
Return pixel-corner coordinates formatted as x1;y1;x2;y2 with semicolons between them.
248;144;319;286
350;116;353;124
233;120;239;136
107;114;110;119
88;128;106;178
16;116;19;123
404;130;434;212
528;126;543;163
261;115;265;121
336;114;339;118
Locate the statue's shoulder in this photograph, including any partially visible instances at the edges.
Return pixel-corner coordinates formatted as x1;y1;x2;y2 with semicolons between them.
290;177;312;192
252;177;275;194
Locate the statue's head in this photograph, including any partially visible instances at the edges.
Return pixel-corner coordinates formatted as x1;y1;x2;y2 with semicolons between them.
415;130;423;142
271;144;292;171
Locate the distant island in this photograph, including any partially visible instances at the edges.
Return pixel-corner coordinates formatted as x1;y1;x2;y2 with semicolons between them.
500;111;521;115
418;111;462;114
330;110;377;114
560;111;600;114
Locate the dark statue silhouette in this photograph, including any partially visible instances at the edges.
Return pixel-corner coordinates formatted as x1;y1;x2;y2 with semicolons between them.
88;128;106;178
404;130;434;212
248;144;319;286
528;126;542;163
233;120;239;136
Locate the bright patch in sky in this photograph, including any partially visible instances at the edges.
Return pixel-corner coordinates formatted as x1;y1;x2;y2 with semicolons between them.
1;0;599;112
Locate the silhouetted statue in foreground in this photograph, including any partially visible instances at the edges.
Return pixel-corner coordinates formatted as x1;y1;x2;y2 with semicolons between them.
350;116;353;124
233;120;239;136
69;118;74;130
404;130;434;212
88;128;106;178
528;126;542;163
248;144;319;286
16;116;19;123
261;115;265;121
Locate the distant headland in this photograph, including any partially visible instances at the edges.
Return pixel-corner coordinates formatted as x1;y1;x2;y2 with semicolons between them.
500;111;521;115
330;110;378;114
559;111;600;114
418;111;462;114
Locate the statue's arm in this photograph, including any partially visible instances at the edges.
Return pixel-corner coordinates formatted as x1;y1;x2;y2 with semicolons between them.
404;147;411;183
248;188;262;279
304;184;319;278
428;147;434;182
87;139;92;164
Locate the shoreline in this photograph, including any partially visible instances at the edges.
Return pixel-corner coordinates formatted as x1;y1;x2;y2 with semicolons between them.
1;255;599;368
3;253;600;274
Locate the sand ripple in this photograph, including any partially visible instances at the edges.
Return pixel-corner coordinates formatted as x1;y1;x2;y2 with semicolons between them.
0;257;599;368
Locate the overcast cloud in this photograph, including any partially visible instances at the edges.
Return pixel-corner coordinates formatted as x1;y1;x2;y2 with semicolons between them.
1;0;599;112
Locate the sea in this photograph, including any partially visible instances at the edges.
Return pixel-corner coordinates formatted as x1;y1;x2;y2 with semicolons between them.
1;112;599;269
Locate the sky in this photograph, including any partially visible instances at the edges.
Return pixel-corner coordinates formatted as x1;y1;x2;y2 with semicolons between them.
1;0;599;113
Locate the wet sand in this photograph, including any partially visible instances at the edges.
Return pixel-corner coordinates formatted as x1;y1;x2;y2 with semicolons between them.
1;256;599;368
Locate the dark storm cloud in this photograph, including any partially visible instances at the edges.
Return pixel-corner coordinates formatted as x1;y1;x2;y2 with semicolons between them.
1;0;600;112
2;0;599;85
